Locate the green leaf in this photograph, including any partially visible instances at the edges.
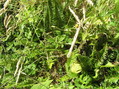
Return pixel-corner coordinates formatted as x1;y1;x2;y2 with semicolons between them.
101;62;116;67
115;33;119;39
0;46;3;53
47;59;55;69
70;62;82;74
31;79;52;89
108;77;119;83
28;18;34;23
59;75;70;82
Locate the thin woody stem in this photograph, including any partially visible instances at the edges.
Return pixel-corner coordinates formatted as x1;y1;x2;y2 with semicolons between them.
67;26;81;58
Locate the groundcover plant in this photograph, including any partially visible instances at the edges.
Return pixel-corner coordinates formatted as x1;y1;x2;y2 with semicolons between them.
0;0;119;89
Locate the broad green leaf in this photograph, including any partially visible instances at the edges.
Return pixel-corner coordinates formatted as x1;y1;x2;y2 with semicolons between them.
31;79;52;89
70;62;82;73
59;75;70;82
115;33;119;39
101;62;116;67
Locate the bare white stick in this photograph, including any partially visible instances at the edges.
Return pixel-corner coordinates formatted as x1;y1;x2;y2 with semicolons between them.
69;6;80;24
16;62;23;85
86;0;94;6
5;15;12;28
0;0;11;16
4;14;12;29
82;6;86;21
4;0;11;9
67;7;81;58
74;0;78;7
14;58;21;77
67;27;81;58
0;8;5;16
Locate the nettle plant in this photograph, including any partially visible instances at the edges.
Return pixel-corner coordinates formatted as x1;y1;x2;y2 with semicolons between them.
64;0;119;88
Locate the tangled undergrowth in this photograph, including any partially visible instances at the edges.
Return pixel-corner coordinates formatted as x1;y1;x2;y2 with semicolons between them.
0;0;119;89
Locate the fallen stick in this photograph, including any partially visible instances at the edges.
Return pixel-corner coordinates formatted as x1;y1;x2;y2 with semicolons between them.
67;7;82;58
0;0;11;16
67;27;81;58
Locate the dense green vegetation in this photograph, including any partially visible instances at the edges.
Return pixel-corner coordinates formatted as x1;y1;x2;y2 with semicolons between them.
0;0;119;88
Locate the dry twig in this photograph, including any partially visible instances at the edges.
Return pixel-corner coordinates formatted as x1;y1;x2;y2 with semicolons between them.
74;0;78;7
14;58;21;77
0;0;11;16
67;7;82;58
16;62;23;85
4;14;12;29
4;0;11;9
86;0;94;6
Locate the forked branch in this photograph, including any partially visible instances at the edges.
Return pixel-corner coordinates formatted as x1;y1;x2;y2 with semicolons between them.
67;7;82;58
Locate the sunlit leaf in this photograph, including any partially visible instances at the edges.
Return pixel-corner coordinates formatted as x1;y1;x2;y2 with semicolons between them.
70;62;82;73
101;62;116;67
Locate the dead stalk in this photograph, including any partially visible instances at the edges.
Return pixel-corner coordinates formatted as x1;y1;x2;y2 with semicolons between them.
69;6;81;24
4;14;12;28
86;0;94;6
83;6;86;21
74;0;78;7
67;7;82;58
0;8;5;16
16;62;23;85
14;58;21;77
0;0;11;16
67;27;81;58
4;0;11;9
